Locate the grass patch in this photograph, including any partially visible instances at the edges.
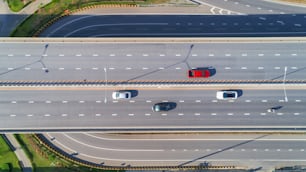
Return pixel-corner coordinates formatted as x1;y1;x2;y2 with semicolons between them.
0;135;22;172
281;0;306;4
10;0;169;37
7;0;33;12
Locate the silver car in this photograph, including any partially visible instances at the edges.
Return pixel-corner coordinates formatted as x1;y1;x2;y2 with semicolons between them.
216;90;238;100
112;91;132;100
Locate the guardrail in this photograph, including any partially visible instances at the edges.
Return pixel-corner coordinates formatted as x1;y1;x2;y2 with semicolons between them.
1;80;306;87
33;134;246;170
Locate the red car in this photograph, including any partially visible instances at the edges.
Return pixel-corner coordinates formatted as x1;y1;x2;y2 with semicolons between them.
188;68;211;78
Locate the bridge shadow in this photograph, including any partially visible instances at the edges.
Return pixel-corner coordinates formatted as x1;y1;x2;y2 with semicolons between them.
178;134;269;166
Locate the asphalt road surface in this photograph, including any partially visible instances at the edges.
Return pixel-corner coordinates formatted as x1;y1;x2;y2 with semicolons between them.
40;14;306;37
43;133;306;169
0;89;305;131
1;42;306;81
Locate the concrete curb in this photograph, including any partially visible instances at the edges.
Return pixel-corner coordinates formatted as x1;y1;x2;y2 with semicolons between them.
2;37;306;43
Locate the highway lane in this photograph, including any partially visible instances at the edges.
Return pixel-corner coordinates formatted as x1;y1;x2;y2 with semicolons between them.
39;14;306;37
198;0;306;14
44;133;306;168
1;42;306;81
0;89;306;130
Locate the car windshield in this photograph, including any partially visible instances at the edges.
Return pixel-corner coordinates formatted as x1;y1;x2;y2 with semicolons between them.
225;93;234;97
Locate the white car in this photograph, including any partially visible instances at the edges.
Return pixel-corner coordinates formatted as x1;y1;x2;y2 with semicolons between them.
112;91;132;100
216;90;238;100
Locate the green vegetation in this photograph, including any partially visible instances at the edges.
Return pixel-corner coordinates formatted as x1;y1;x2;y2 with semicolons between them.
11;0;168;37
0;135;22;172
7;0;33;12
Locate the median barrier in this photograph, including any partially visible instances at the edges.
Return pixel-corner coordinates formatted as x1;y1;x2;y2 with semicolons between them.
33;134;246;170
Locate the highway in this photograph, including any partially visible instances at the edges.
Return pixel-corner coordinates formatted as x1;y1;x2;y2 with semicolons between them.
0;88;306;131
1;41;306;81
40;14;306;37
197;0;306;14
43;133;306;169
